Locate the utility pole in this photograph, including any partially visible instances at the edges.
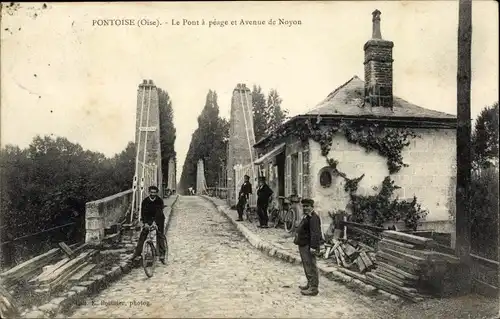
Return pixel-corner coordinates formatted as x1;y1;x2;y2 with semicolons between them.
455;0;472;294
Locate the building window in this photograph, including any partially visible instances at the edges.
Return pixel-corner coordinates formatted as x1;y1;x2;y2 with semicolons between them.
319;167;333;188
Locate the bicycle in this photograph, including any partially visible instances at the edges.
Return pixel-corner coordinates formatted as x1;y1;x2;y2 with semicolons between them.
283;194;301;233
141;222;169;277
244;202;257;223
269;196;288;228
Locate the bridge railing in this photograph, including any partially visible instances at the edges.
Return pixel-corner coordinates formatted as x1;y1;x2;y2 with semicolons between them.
85;189;133;244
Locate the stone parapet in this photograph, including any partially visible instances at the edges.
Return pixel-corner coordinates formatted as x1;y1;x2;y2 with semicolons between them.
85;189;133;244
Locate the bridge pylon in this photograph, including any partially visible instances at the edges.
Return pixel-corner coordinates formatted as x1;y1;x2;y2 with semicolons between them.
226;83;257;207
130;79;163;224
196;159;208;195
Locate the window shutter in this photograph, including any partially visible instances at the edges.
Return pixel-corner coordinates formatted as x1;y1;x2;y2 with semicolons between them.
298;151;303;198
286;155;291;196
302;149;309;198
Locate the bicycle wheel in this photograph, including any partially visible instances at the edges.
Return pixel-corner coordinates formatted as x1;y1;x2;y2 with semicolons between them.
142;240;156;277
284;208;296;233
270;208;280;227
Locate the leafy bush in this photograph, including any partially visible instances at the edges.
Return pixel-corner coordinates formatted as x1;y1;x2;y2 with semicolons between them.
470;168;499;260
0;136;135;268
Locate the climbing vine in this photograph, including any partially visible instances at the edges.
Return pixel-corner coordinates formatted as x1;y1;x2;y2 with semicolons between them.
339;121;419;174
349;177;428;231
270;118;427;230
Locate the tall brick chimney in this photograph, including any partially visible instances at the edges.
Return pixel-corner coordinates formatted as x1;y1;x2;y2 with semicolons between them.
364;9;394;108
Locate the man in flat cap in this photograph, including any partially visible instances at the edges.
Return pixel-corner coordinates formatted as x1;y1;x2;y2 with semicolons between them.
236;175;252;221
293;198;324;296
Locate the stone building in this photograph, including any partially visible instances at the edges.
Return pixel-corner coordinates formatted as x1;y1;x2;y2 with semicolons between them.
253;10;457;239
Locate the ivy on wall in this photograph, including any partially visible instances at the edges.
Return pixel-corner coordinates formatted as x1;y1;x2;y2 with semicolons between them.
270;118;427;231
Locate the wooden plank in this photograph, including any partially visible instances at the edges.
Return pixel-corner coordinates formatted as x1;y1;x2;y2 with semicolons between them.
337;247;354;268
42;261;89;291
58;242;75;258
382;231;436;248
376;261;420;281
374;269;411;287
357;242;376;252
376;251;422;274
378;240;434;259
69;264;96;282
356;255;367;273
0;248;62;284
365;273;423;302
324;246;333;259
379;238;417;249
374;268;416;287
359;251;374;268
344;244;358;257
30;257;70;283
36;250;96;284
379;247;427;265
366;273;419;293
333;248;342;266
350;226;381;241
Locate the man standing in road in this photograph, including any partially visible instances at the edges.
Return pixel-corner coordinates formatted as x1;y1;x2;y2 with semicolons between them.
256;176;273;228
236;175;252;221
132;186;167;264
294;198;324;296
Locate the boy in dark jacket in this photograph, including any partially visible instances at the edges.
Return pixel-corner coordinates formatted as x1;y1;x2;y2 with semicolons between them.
294;198;324;296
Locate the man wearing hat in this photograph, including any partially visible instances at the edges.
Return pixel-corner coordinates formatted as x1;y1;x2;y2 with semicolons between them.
256;176;273;228
294;198;324;296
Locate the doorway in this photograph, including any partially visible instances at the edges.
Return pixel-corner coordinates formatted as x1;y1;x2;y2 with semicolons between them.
276;152;285;197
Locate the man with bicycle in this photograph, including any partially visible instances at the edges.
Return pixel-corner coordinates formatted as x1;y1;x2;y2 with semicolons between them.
132;186;167;264
236;175;252;221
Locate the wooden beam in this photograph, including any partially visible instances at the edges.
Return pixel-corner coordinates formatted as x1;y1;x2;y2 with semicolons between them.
455;0;473;293
58;242;75;259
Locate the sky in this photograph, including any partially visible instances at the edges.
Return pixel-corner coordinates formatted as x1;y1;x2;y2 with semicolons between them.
1;1;498;184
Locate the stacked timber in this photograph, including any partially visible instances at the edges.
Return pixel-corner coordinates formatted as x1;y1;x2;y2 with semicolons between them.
324;238;376;273
29;250;98;292
0;248;62;288
367;230;436;302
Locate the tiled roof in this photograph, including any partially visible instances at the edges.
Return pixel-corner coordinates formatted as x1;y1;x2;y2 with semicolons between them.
304;76;456;120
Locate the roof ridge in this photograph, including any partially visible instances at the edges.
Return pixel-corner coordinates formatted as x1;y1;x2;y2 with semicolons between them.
305;75;362;114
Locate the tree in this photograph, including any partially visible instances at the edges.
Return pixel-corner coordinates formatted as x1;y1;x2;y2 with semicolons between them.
266;89;289;136
158;88;177;187
472;102;499;169
179;90;229;193
0;136;135;268
252;85;268;143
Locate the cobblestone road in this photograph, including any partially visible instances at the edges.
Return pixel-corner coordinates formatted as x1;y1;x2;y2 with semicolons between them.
70;196;395;318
